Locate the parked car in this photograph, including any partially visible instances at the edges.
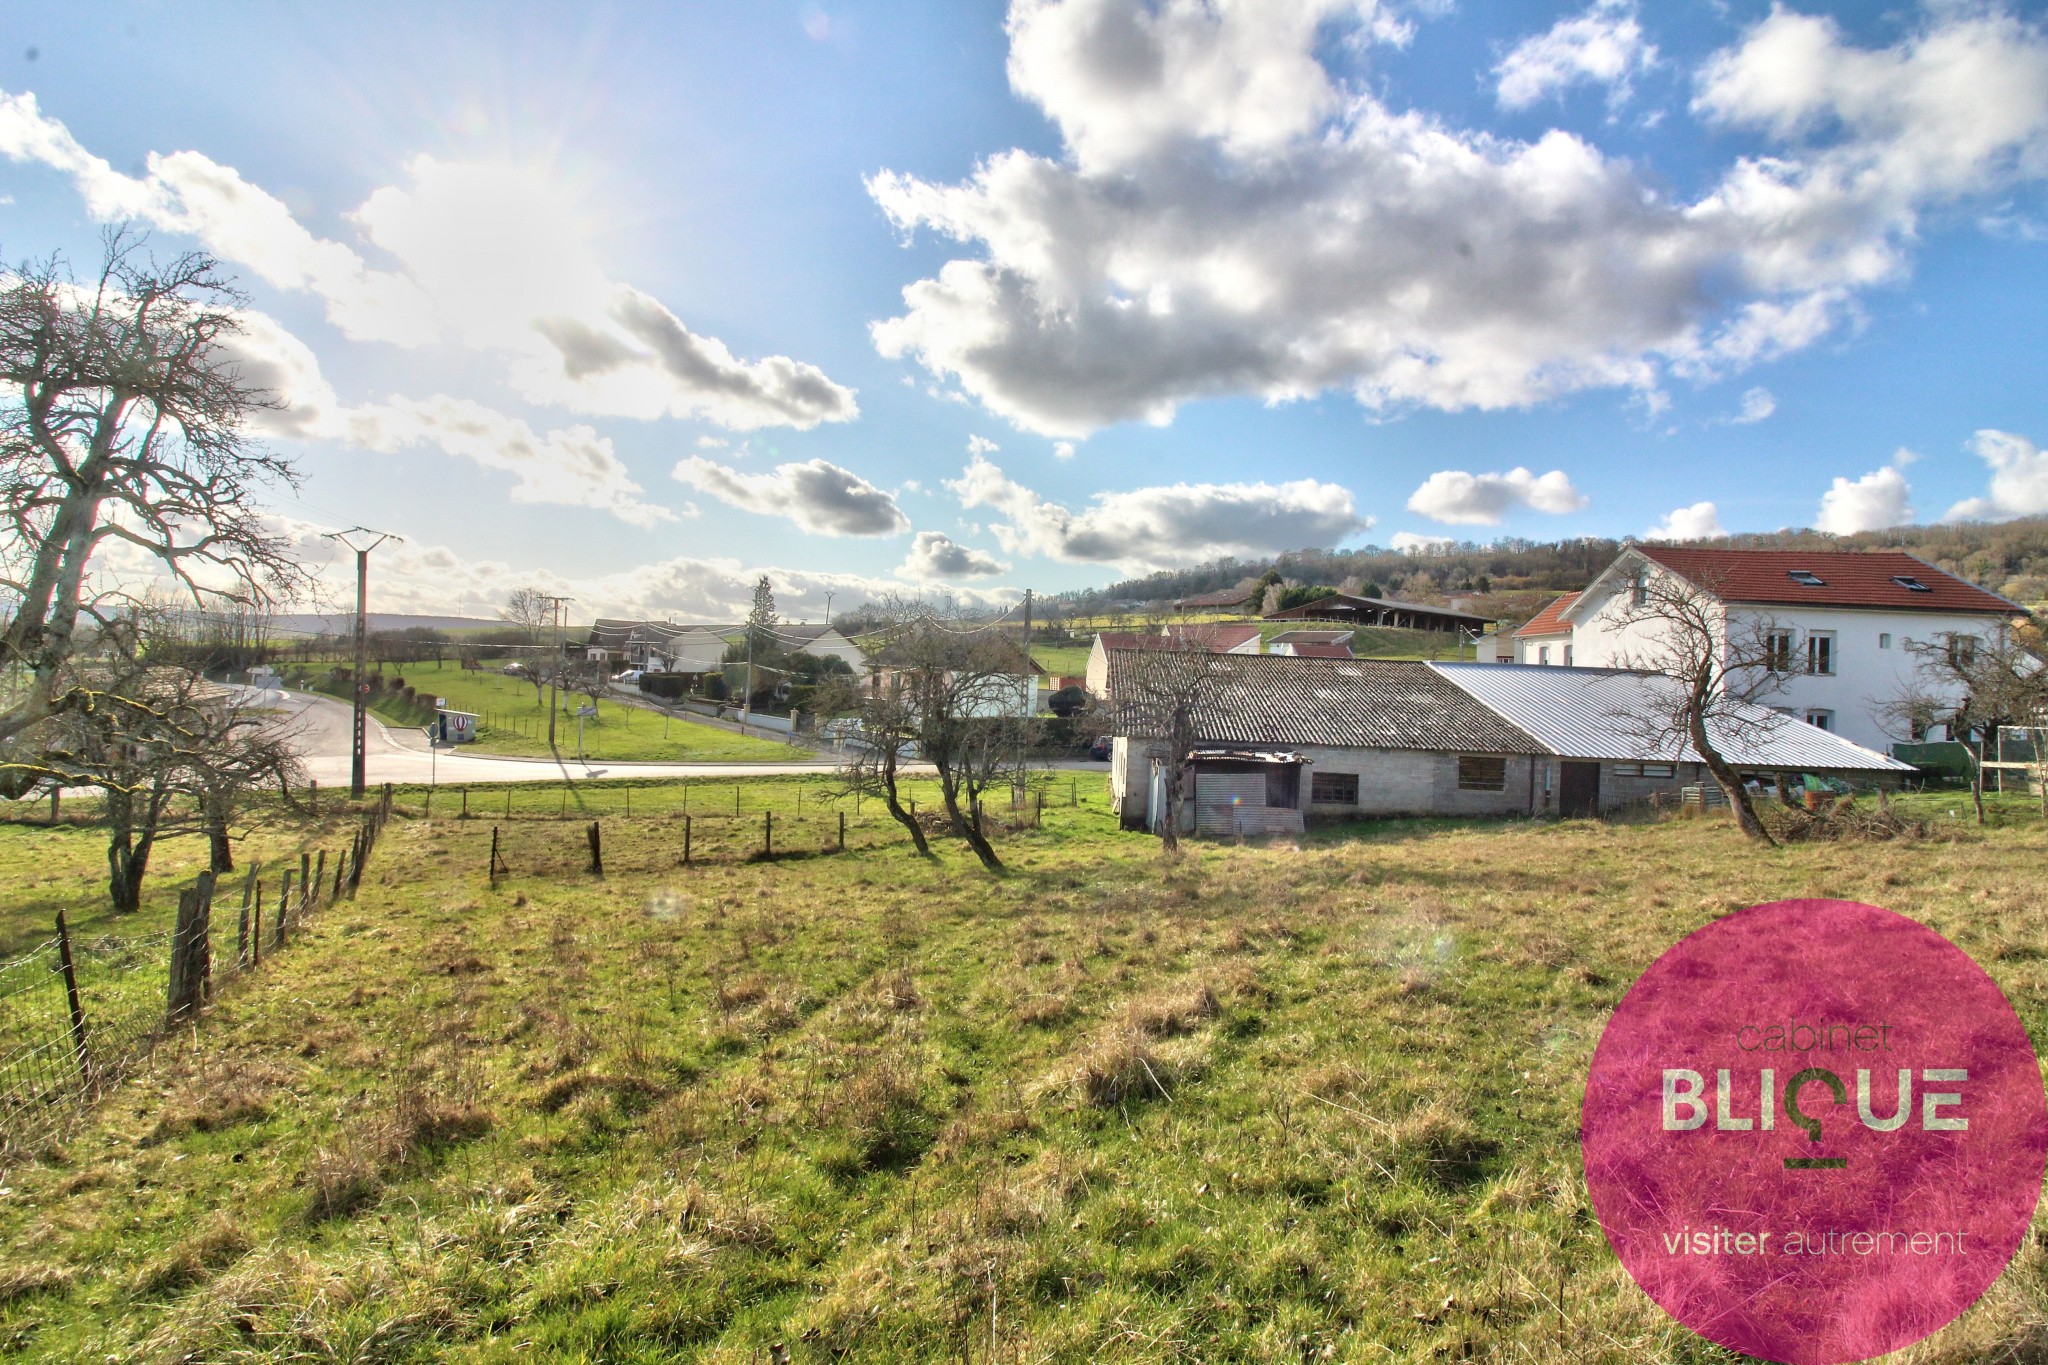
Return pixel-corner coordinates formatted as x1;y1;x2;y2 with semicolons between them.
1089;734;1112;761
613;669;644;683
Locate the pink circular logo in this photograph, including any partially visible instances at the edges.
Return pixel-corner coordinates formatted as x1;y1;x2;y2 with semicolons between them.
1582;899;2047;1364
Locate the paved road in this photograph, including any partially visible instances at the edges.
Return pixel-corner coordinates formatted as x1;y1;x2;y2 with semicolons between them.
244;687;855;786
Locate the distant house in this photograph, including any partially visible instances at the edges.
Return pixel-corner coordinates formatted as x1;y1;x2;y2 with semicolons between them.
1264;592;1494;635
1268;629;1353;658
1103;650;1911;831
1558;548;2026;751
865;635;1046;718
1512;592;1578;666
1084;624;1262;700
595;620;869;674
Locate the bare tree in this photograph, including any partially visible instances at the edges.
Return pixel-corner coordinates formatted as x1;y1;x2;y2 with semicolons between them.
1607;566;1787;844
0;234;307;765
1112;638;1229;854
500;587;552;645
1885;621;2048;824
824;671;929;857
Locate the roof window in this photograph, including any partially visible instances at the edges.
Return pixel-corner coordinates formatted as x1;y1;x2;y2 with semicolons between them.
1787;570;1825;587
1891;574;1931;593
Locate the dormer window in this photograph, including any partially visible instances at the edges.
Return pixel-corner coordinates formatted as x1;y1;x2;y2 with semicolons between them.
1891;575;1931;593
1787;569;1825;587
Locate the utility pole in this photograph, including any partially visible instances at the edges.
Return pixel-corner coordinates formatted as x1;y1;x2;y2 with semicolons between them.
1016;588;1034;796
537;595;574;749
322;528;399;799
743;628;755;728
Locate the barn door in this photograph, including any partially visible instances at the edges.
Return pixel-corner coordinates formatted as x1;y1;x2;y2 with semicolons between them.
1559;761;1601;818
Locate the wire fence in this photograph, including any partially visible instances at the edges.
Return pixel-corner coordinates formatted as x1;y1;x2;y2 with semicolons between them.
0;786;397;1157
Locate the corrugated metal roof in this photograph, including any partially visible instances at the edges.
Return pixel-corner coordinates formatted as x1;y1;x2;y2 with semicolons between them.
1429;662;1914;771
1107;652;1540;753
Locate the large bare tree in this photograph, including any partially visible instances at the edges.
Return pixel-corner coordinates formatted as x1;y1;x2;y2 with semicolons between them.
500;587;552;644
1606;564;1788;844
0;233;305;765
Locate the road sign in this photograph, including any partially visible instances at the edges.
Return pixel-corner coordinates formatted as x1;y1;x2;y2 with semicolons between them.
577;705;597;716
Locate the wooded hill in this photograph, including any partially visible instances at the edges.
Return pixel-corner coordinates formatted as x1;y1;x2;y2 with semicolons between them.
1060;518;2048;625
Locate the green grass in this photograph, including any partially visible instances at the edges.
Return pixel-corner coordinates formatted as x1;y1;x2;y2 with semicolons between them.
5;785;2048;1361
310;662;799;763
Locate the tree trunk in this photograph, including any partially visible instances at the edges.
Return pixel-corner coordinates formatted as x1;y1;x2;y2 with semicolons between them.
937;770;1003;871
208;815;234;874
878;750;929;857
1690;712;1774;845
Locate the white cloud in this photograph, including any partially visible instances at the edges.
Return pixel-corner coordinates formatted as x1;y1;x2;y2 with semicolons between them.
1405;467;1587;525
1494;0;1657;111
1390;531;1453;553
1943;428;2048;521
1730;386;1776;424
898;530;1010;580
1645;500;1727;540
1815;465;1913;534
0;99;857;430
870;4;2048;436
674;455;910;537
1052;441;1076;461
967;434;1001;455
944;454;1369;570
210;309;677;527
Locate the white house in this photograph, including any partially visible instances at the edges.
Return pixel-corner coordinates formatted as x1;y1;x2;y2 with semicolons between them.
1512;592;1578;665
1560;548;2025;752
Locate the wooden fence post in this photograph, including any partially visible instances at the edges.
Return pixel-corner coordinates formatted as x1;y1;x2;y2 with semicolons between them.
275;870;293;948
838;811;846;851
311;851;327;910
167;875;214;1023
381;783;393;821
461;786;469;819
735;785;741;814
55;910;89;1091
505;789;512;818
332;853;345;900
299;852;312;917
309;779;319;817
683;814;691;866
489;826;502;887
625;788;631;818
588;821;603;877
48;785;59;824
251;884;262;967
764;809;772;858
238;866;256;968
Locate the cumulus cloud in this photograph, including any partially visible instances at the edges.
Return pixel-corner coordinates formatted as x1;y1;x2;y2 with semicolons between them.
944;455;1369;570
1730;386;1776;424
1405;467;1587;525
674;455;910;536
898;530;1010;580
1052;441;1076;461
1944;428;2048;521
1494;0;1657;110
870;2;2048;435
967;434;1001;455
1815;464;1913;534
203;310;679;527
1645;500;1728;540
0;97;856;430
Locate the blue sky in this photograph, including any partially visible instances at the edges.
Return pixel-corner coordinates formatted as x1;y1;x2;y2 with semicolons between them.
4;0;2047;619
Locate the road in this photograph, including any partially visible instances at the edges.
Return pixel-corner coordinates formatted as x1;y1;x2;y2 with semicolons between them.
245;687;853;786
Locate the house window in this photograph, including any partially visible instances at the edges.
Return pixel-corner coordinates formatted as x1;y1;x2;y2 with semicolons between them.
1804;710;1834;732
1805;632;1835;675
1948;635;1979;670
1537;645;1550;665
1457;755;1507;791
1613;762;1677;778
1563;644;1574;665
1891;575;1931;593
1879;632;1892;650
1764;630;1795;673
1310;772;1359;805
1631;571;1650;608
1788;569;1826;587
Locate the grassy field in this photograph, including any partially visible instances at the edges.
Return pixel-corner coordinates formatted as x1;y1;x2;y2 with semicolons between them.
2;783;2046;1361
311;662;799;763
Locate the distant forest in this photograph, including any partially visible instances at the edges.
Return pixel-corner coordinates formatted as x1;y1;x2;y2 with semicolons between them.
1052;518;2048;626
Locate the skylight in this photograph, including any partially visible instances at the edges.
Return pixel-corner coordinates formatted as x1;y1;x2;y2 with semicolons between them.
1787;570;1825;586
1891;575;1931;593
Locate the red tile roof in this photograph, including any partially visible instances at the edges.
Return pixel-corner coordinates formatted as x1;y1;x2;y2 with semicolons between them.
1514;592;1579;637
1633;548;2021;615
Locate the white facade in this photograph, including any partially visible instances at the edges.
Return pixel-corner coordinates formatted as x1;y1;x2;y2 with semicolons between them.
1513;632;1572;666
1566;557;2004;753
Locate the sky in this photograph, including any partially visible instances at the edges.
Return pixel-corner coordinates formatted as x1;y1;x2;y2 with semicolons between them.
4;0;2048;622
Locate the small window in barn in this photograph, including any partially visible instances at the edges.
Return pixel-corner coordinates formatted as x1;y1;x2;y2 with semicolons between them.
1640;762;1675;778
1457;755;1507;791
1612;762;1642;776
1311;772;1359;805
